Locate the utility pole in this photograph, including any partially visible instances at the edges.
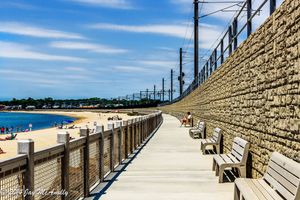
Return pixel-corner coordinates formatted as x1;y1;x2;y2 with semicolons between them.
194;0;199;79
162;78;165;102
168;89;171;102
146;89;149;100
140;91;142;100
154;85;156;100
179;48;183;95
170;69;173;101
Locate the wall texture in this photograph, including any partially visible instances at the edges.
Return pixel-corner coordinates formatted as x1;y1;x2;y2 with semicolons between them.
160;0;300;178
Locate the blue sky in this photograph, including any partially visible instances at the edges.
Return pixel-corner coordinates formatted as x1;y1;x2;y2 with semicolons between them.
0;0;283;100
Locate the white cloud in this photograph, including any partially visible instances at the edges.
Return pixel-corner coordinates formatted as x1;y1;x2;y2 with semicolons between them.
113;66;151;73
89;22;222;43
68;0;133;9
138;60;176;68
0;41;86;62
50;41;128;54
0;22;84;39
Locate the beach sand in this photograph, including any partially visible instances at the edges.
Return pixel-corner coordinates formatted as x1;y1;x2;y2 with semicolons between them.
0;111;139;160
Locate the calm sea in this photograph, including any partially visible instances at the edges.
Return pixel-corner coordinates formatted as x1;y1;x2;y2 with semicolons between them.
0;112;76;132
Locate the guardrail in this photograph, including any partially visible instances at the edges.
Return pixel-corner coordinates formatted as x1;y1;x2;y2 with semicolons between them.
0;110;163;200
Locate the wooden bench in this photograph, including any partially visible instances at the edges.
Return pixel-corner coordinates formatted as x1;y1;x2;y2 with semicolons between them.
234;152;300;200
189;121;205;139
212;137;250;183
199;127;222;154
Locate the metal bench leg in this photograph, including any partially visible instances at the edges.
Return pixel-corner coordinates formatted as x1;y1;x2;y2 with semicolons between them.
216;144;220;154
215;164;220;176
218;166;225;183
212;157;216;171
201;143;206;155
238;166;246;178
234;184;240;200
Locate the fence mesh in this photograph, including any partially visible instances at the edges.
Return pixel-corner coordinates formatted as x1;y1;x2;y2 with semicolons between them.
113;130;119;167
103;136;111;175
89;141;100;189
69;148;84;200
34;157;62;200
0;172;24;200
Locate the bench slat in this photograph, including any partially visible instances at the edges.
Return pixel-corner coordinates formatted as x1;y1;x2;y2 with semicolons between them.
227;154;240;163
247;179;272;200
250;179;278;200
232;142;245;156
266;167;297;196
268;160;299;192
235;178;261;200
231;148;243;162
264;173;295;200
214;155;226;166
220;154;234;164
257;179;283;200
234;137;249;148
270;152;300;178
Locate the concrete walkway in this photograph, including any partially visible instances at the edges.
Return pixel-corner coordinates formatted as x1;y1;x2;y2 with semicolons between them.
88;114;234;200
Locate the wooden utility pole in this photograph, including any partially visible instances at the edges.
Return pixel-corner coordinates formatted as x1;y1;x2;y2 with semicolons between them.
154;85;156;100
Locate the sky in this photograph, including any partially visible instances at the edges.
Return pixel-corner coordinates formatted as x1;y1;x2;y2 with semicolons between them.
0;0;283;100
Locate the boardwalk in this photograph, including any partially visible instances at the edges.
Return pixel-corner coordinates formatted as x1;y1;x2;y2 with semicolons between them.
87;114;234;200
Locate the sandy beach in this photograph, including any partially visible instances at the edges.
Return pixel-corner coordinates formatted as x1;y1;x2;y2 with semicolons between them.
0;111;139;160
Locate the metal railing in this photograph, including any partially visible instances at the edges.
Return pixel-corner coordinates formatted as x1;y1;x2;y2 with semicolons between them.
161;0;279;106
0;110;163;200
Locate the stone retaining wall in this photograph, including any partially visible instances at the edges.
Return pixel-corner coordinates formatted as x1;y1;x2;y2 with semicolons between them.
160;0;300;178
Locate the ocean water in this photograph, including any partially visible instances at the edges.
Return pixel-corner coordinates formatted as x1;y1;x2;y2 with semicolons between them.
0;112;76;133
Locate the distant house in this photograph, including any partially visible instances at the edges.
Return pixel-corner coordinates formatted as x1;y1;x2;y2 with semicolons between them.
0;104;5;110
12;105;22;110
25;106;36;110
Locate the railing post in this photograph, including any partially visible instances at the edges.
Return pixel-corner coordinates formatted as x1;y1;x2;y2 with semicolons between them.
57;132;70;200
80;129;90;197
270;0;276;15
247;0;252;37
116;121;123;164
18;140;34;200
96;125;105;182
108;123;114;172
205;62;208;80
233;17;238;50
214;49;217;71
133;120;136;150
123;121;129;159
228;25;233;55
139;117;143;144
209;56;213;75
220;39;224;64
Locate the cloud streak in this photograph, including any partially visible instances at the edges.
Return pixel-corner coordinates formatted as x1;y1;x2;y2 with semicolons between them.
50;41;128;54
89;22;222;49
0;22;85;39
89;23;189;38
0;42;86;62
67;0;133;9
